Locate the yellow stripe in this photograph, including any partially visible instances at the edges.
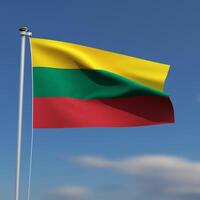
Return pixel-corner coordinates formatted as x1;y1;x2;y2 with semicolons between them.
30;37;170;91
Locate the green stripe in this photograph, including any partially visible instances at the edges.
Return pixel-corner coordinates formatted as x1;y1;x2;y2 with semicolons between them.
33;67;167;99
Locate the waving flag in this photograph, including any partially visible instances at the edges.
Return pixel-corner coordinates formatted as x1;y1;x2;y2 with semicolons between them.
30;38;174;128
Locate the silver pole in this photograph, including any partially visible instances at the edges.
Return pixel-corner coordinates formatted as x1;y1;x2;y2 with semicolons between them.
15;27;32;200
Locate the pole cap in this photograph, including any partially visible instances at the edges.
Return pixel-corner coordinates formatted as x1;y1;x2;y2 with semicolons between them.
19;26;32;37
19;27;29;32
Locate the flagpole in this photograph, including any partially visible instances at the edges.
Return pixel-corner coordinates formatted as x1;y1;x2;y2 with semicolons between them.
15;27;32;200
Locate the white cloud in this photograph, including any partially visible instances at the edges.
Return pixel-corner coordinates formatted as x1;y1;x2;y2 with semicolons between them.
72;155;112;168
51;185;91;199
72;155;200;198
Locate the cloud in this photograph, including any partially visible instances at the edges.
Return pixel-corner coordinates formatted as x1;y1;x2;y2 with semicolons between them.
72;155;112;168
50;185;91;200
72;155;200;199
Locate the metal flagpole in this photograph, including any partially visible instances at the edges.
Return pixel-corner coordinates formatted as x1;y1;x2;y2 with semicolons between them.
15;27;32;200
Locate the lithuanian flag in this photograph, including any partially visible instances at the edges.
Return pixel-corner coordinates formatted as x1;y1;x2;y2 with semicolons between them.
30;38;174;128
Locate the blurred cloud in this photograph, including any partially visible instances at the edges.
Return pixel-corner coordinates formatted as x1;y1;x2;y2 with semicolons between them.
49;185;91;200
72;155;200;199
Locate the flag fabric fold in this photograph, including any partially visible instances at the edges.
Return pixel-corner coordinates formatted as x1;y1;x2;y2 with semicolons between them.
30;38;174;128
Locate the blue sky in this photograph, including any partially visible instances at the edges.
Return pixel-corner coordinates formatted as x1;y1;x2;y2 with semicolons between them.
0;0;200;200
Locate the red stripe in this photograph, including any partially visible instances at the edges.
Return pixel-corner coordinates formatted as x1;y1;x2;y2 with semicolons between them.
33;96;174;128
